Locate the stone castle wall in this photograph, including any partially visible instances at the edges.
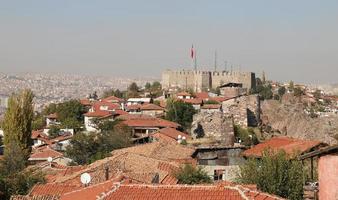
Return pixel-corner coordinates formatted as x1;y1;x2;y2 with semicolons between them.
162;69;255;92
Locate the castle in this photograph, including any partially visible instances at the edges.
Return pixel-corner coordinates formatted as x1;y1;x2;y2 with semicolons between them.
162;69;256;92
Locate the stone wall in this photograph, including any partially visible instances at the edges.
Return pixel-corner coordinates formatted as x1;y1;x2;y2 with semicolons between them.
162;69;256;92
191;112;235;146
222;95;260;127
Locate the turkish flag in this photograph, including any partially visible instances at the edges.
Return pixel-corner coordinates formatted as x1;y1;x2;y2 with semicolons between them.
191;45;194;59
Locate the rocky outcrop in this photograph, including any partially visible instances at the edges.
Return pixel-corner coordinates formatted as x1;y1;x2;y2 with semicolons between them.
191;112;235;146
261;100;338;145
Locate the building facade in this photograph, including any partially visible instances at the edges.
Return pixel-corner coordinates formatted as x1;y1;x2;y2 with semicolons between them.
162;69;256;92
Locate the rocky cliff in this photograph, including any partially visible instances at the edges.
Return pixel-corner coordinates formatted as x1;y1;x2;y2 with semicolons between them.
261;100;338;145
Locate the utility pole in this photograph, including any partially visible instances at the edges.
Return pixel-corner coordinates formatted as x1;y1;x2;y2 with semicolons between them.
224;60;227;72
214;50;217;71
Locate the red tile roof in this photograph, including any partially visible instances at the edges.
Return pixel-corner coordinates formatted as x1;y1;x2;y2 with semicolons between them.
181;98;203;105
29;183;79;196
84;110;113;118
101;184;284;200
114;109;128;116
126;104;141;110
80;99;93;106
92;101;121;111
242;136;324;158
29;147;64;160
119;114;179;128
60;180;116;200
176;92;191;96
209;96;233;103
195;92;209;99
140;103;164;111
157;127;190;140
101;96;124;103
32;130;48;139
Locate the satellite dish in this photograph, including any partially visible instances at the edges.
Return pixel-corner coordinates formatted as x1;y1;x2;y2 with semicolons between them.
182;136;186;140
80;173;91;185
178;135;182;139
47;157;53;162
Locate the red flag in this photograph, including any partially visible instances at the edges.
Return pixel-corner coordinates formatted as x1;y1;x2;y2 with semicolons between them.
191;45;194;59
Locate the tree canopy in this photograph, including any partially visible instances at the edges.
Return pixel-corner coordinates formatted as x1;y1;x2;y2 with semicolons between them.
175;164;211;184
237;150;304;200
165;99;196;130
65;124;132;165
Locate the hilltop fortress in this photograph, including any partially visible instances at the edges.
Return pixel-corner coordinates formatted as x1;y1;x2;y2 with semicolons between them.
162;69;256;92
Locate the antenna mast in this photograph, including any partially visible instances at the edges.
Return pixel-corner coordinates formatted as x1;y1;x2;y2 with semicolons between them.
214;50;217;71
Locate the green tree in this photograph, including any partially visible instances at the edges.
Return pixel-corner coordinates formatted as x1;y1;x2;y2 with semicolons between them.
294;87;304;97
65;125;132;165
278;86;286;97
2;89;34;160
313;89;321;100
56;99;85;123
145;82;151;91
289;81;294;92
165;99;196;130
175;164;212;184
128;82;139;93
237;150;304;200
234;125;259;146
47;125;60;139
204;100;219;104
31;112;45;130
102;89;124;99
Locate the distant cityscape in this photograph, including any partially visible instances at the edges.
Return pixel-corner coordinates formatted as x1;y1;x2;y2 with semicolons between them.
0;73;157;113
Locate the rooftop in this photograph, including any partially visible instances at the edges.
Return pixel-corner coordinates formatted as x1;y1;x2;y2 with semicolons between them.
242;136;324;158
100;183;284;200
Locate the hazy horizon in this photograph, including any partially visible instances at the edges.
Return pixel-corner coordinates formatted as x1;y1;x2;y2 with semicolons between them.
1;1;338;84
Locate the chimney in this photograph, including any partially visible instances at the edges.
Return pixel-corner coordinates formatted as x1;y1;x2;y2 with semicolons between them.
151;173;160;184
105;166;109;181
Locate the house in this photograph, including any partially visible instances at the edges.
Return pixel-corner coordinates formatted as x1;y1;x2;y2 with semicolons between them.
181;98;203;110
100;96;124;104
200;104;222;113
125;104;141;114
151;127;190;143
140;103;165;117
118;114;180;138
29;147;71;166
46;113;60;127
299;145;338;200
90;101;121;112
84;110;114;132
126;98;152;105
32;130;50;147
219;82;247;98
242;136;325;159
176;91;192;99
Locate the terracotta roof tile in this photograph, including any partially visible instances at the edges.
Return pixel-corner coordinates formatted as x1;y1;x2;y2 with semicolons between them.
119;114;180;128
80;99;93;106
242;136;323;158
176;92;191;96
101;96;124;103
29;183;79;196
100;184;285;200
92;101;121;111
140;103;164;111
195;92;210;99
84;110;113;118
29;147;64;160
157;127;190;140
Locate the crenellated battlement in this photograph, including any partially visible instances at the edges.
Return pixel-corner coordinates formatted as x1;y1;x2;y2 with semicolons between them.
162;68;255;92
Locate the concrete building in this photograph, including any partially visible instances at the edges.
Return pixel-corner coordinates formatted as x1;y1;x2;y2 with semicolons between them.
162;69;256;92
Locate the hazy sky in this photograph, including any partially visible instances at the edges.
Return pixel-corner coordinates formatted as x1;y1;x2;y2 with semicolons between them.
1;0;337;83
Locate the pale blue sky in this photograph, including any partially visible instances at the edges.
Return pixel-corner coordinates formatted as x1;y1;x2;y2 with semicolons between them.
0;0;337;83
